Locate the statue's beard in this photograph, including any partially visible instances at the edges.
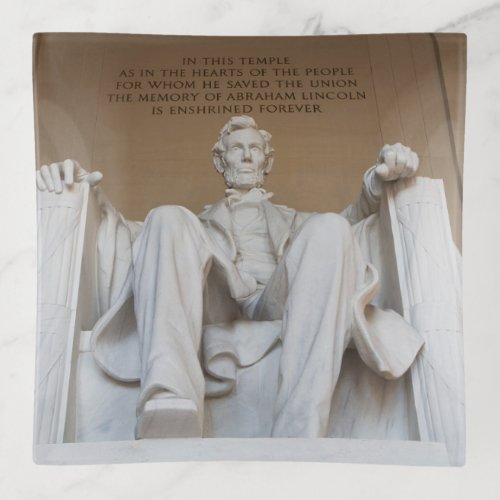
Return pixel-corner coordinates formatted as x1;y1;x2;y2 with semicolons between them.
223;166;265;189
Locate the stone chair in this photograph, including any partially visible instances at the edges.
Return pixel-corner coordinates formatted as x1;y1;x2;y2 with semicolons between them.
34;177;464;465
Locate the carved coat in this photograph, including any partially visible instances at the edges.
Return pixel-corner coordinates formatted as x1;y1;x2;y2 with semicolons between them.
90;191;423;390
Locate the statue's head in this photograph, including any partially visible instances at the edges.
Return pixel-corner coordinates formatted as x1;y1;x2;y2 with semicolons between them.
212;115;274;189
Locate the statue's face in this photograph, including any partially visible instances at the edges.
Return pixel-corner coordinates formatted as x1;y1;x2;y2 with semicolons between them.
221;128;268;189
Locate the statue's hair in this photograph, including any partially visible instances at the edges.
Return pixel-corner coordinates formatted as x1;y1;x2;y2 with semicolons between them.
212;116;274;174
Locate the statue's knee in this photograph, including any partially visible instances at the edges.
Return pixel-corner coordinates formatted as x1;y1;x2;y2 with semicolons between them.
303;213;351;238
146;205;192;228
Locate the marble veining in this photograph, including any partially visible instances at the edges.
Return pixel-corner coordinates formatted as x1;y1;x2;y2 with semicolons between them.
436;2;500;32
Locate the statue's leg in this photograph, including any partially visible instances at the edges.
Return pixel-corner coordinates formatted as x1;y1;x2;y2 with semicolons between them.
131;205;213;438
254;213;366;437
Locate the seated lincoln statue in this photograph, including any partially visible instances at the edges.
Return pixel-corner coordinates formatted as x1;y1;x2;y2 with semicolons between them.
36;115;425;440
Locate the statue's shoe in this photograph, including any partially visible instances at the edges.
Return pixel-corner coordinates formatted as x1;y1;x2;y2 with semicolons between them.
135;398;202;439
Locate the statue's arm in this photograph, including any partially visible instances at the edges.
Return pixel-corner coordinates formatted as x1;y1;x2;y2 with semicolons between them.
340;143;419;225
340;165;381;225
94;189;143;313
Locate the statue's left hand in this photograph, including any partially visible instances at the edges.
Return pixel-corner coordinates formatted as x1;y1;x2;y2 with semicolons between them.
375;143;419;182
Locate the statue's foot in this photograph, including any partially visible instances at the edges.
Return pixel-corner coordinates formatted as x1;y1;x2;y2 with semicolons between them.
135;398;202;439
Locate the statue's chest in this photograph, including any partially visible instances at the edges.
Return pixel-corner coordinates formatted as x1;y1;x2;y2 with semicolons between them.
230;203;277;283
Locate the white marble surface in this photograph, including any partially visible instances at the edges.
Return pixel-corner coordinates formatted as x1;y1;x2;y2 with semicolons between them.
0;0;499;498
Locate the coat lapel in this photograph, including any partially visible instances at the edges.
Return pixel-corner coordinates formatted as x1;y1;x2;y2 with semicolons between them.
262;201;295;258
200;197;297;261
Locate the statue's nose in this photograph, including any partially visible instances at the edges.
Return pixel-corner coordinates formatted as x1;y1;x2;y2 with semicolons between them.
242;147;252;160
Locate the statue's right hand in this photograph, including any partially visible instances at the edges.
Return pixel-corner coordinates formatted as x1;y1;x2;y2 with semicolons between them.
36;159;103;193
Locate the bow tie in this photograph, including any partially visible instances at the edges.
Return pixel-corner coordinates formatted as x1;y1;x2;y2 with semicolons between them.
225;188;274;207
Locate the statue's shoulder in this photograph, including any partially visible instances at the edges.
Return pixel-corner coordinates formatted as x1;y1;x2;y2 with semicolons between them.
270;202;295;215
198;205;212;218
198;198;226;218
268;202;314;230
197;198;231;232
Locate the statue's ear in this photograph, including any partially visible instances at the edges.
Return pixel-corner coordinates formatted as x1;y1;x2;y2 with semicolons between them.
213;155;225;174
264;155;274;174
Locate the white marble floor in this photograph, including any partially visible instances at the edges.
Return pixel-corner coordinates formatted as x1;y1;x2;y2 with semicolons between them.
1;0;499;499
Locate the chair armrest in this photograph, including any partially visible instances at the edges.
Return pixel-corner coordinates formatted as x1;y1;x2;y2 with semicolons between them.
36;182;100;444
383;176;464;465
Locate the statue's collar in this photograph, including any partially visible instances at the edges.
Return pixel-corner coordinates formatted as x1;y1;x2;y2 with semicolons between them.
224;187;274;206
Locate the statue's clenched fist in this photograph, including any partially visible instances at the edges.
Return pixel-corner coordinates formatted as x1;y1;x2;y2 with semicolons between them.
36;159;103;193
375;143;419;182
